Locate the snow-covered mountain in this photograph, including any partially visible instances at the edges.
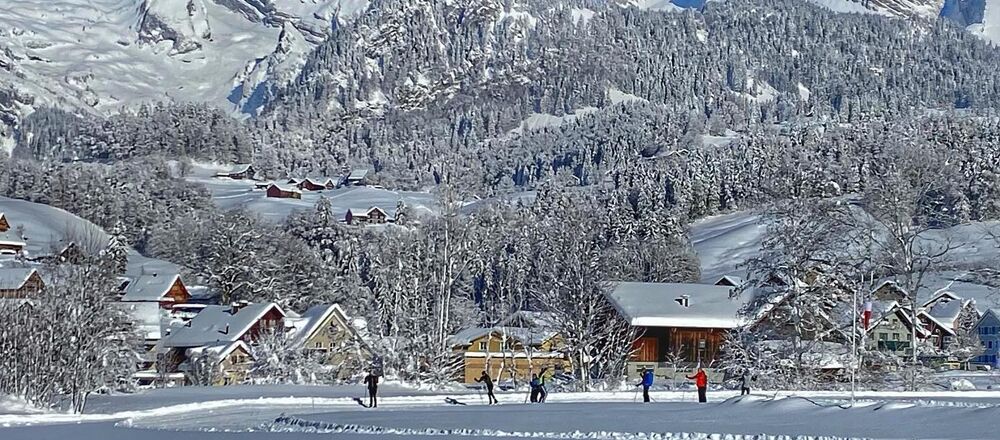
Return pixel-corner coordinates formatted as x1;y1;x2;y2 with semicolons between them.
0;0;369;140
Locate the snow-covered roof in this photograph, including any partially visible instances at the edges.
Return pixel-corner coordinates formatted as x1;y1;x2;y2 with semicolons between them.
284;304;356;349
347;208;370;217
347;169;369;180
606;282;747;329
267;183;301;193
0;268;38;290
121;273;183;302
162;303;284;348
498;311;559;329
183;340;251;365
0;232;26;248
714;276;745;287
220;164;253;174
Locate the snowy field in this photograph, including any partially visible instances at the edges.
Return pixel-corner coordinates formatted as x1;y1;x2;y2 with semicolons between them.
3;385;1000;439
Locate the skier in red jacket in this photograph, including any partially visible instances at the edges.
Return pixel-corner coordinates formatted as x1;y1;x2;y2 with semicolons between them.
686;368;708;403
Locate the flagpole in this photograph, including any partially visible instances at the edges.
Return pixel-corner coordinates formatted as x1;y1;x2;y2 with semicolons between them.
851;273;858;407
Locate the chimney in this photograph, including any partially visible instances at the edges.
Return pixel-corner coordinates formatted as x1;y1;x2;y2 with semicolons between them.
230;302;243;314
219;324;229;335
675;295;690;308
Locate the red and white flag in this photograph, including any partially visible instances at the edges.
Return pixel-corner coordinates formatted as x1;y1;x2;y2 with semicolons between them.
862;301;873;330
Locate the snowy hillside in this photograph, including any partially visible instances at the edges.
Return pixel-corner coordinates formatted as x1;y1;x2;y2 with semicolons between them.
0;196;177;275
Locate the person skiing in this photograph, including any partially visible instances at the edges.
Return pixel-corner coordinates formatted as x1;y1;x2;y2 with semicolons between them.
475;370;498;405
686;368;708;403
635;368;654;403
363;371;379;408
529;373;541;403
740;369;752;396
538;367;550;403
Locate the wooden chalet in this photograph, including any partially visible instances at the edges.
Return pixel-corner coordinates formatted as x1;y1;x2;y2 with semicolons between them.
285;304;371;377
157;302;285;385
345;207;388;225
0;232;26;255
346;169;369;186
450;312;569;384
215;164;256;180
121;273;190;308
0;213;8;232
297;178;337;191
918;291;979;351
606;282;750;380
181;341;254;386
265;184;302;199
0;268;44;299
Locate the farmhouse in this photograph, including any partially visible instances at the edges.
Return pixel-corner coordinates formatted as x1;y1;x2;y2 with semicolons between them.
0;268;45;299
0;232;26;255
180;340;254;386
121;273;190;308
161;302;286;349
450;318;569;384
345;207;388;225
865;301;926;357
285;304;371;376
346;169;369;186
297;178;337;191
215;164;256;180
918;291;979;351
265;184;302;199
606;282;750;380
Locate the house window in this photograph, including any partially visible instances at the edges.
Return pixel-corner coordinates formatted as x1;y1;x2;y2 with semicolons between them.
907;334;912;341
892;333;899;341
478;342;487;351
315;341;324;349
879;333;888;341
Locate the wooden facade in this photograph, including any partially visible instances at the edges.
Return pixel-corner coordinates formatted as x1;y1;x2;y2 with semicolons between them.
454;331;570;384
345;207;388;225
0;270;44;299
630;327;726;366
297;179;336;191
216;165;256;180
265;184;302;199
0;213;8;232
163;277;191;306
0;240;25;254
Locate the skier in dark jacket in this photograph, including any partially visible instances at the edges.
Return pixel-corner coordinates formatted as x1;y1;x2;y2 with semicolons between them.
363;372;379;408
538;367;551;403
686;368;708;403
475;371;498;405
529;373;541;403
740;370;752;396
635;368;654;403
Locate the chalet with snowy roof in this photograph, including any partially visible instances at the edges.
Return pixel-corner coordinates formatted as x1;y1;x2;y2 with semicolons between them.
714;276;745;288
121;273;190;308
0;213;8;232
179;340;254;386
0;232;26;255
215;164;257;180
865;301;927;358
606;282;752;379
973;309;1000;367
31;242;86;265
284;304;371;377
0;268;44;299
346;169;370;186
265;183;302;199
450;311;569;384
918;291;978;351
345;207;388;225
297;178;337;191
161;302;285;349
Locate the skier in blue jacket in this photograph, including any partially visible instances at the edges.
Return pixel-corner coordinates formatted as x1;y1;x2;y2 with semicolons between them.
635;368;654;403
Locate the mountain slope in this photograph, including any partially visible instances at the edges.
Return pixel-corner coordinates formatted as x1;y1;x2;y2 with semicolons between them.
0;0;373;141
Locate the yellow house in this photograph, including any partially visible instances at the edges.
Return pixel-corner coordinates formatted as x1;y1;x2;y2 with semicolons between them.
183;340;253;386
450;315;570;384
285;304;371;377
